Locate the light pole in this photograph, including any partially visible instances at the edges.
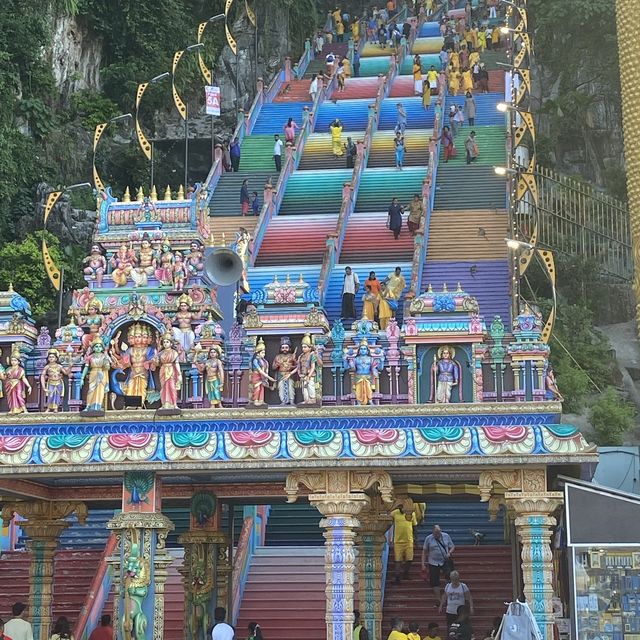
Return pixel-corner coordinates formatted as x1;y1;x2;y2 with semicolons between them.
41;182;92;326
197;14;225;166
173;43;205;190
92;113;132;192
135;72;171;191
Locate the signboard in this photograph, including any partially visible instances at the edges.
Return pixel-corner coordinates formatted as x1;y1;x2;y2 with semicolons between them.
205;85;221;116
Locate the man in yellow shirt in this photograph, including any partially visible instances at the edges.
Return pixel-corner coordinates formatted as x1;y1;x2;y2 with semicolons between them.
392;506;417;584
388;618;407;640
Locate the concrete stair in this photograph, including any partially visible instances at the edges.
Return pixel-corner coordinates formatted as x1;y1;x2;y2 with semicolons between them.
209;171;275;217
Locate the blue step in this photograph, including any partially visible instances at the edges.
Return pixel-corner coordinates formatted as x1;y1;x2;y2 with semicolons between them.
379;97;435;130
315;99;373;132
419;21;441;38
416;500;507;545
423;259;511;322
251;102;313;135
444;93;507;126
325;261;411;324
58;509;115;549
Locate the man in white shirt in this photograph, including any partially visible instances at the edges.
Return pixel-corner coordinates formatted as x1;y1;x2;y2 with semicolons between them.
273;134;284;172
4;603;33;640
341;266;360;319
211;607;234;640
421;524;455;602
309;74;319;103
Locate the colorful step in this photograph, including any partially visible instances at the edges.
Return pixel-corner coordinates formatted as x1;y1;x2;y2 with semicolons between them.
279;169;351;215
368;129;433;168
238;135;281;172
209;171;276;217
264;502;324;546
273;79;312;103
341;212;416;263
355;167;427;213
299;130;365;171
256;215;338;266
251;102;312;136
422;259;511;321
441;125;506;167
444;93;506;127
434;165;506;210
426;209;509;262
335;77;381;100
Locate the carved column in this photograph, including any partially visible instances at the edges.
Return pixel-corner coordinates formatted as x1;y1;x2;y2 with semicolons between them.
507;493;562;640
1;501;87;640
286;471;394;640
107;472;174;640
479;469;562;640
615;0;640;333
178;491;230;640
357;497;393;640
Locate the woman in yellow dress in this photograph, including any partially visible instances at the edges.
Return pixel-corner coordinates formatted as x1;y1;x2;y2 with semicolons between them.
422;82;432;110
412;55;423;95
81;338;111;413
461;68;473;93
478;29;487;52
448;67;461;96
491;27;501;49
469;50;480;68
330;118;344;156
342;56;352;78
351;19;360;42
378;285;393;330
362;285;377;320
449;50;460;71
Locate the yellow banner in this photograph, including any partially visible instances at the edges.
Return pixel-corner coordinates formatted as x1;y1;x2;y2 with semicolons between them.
135;83;152;160
197;22;213;84
43;190;62;226
42;238;62;291
172;51;188;120
93;122;108;153
245;0;256;27
225;0;237;54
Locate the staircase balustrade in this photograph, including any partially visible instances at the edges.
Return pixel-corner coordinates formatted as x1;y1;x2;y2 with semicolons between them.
407;81;446;298
72;533;118;640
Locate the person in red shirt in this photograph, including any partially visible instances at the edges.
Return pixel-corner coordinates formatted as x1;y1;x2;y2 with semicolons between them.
0;618;14;640
88;616;112;640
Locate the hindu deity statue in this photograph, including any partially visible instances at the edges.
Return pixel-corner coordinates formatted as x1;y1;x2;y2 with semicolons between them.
110;324;158;405
83;244;107;286
344;339;385;405
172;293;200;358
123;541;150;640
233;228;251;293
154;241;175;287
186;241;205;279
3;347;32;414
248;338;274;406
134;196;159;224
131;235;157;288
172;252;187;292
431;346;460;404
110;243;137;287
81;337;111;413
154;333;182;411
271;336;297;406
296;333;322;405
196;345;225;407
79;297;104;352
40;349;70;412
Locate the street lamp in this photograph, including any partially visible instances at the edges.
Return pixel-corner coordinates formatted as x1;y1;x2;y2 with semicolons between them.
135;72;171;191
41;182;93;326
173;43;205;190
92;113;132;192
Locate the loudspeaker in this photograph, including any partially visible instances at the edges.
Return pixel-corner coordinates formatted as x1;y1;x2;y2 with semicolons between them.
203;248;243;286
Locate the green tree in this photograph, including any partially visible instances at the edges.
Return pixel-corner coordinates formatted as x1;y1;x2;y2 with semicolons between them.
589;387;636;445
0;231;82;318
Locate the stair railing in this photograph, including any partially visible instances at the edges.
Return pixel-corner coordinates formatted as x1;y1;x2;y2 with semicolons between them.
407;79;446;298
73;533;118;640
317;75;387;305
231;505;270;625
251;69;338;262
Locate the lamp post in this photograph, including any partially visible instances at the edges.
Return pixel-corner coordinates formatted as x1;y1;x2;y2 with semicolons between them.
135;72;171;191
173;43;205;191
197;14;225;166
41;182;93;326
92;113;132;192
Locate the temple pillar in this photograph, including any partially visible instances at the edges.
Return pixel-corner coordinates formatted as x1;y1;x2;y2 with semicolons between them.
285;471;394;640
507;493;562;640
178;491;230;640
479;469;562;640
357;496;392;640
107;472;174;640
1;501;87;640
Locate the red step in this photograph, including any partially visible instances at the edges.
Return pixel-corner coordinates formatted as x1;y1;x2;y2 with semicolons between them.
341;211;415;263
256;215;338;266
487;70;505;93
382;545;514;637
237;548;327;640
336;77;380;100
390;76;418;98
274;79;313;103
164;550;185;640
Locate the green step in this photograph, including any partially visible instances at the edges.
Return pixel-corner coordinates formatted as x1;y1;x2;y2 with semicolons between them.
434;165;506;210
239;135;278;172
355;167;426;212
440;125;506;166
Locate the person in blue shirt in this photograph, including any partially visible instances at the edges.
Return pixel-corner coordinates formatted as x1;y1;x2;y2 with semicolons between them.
251;191;260;216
